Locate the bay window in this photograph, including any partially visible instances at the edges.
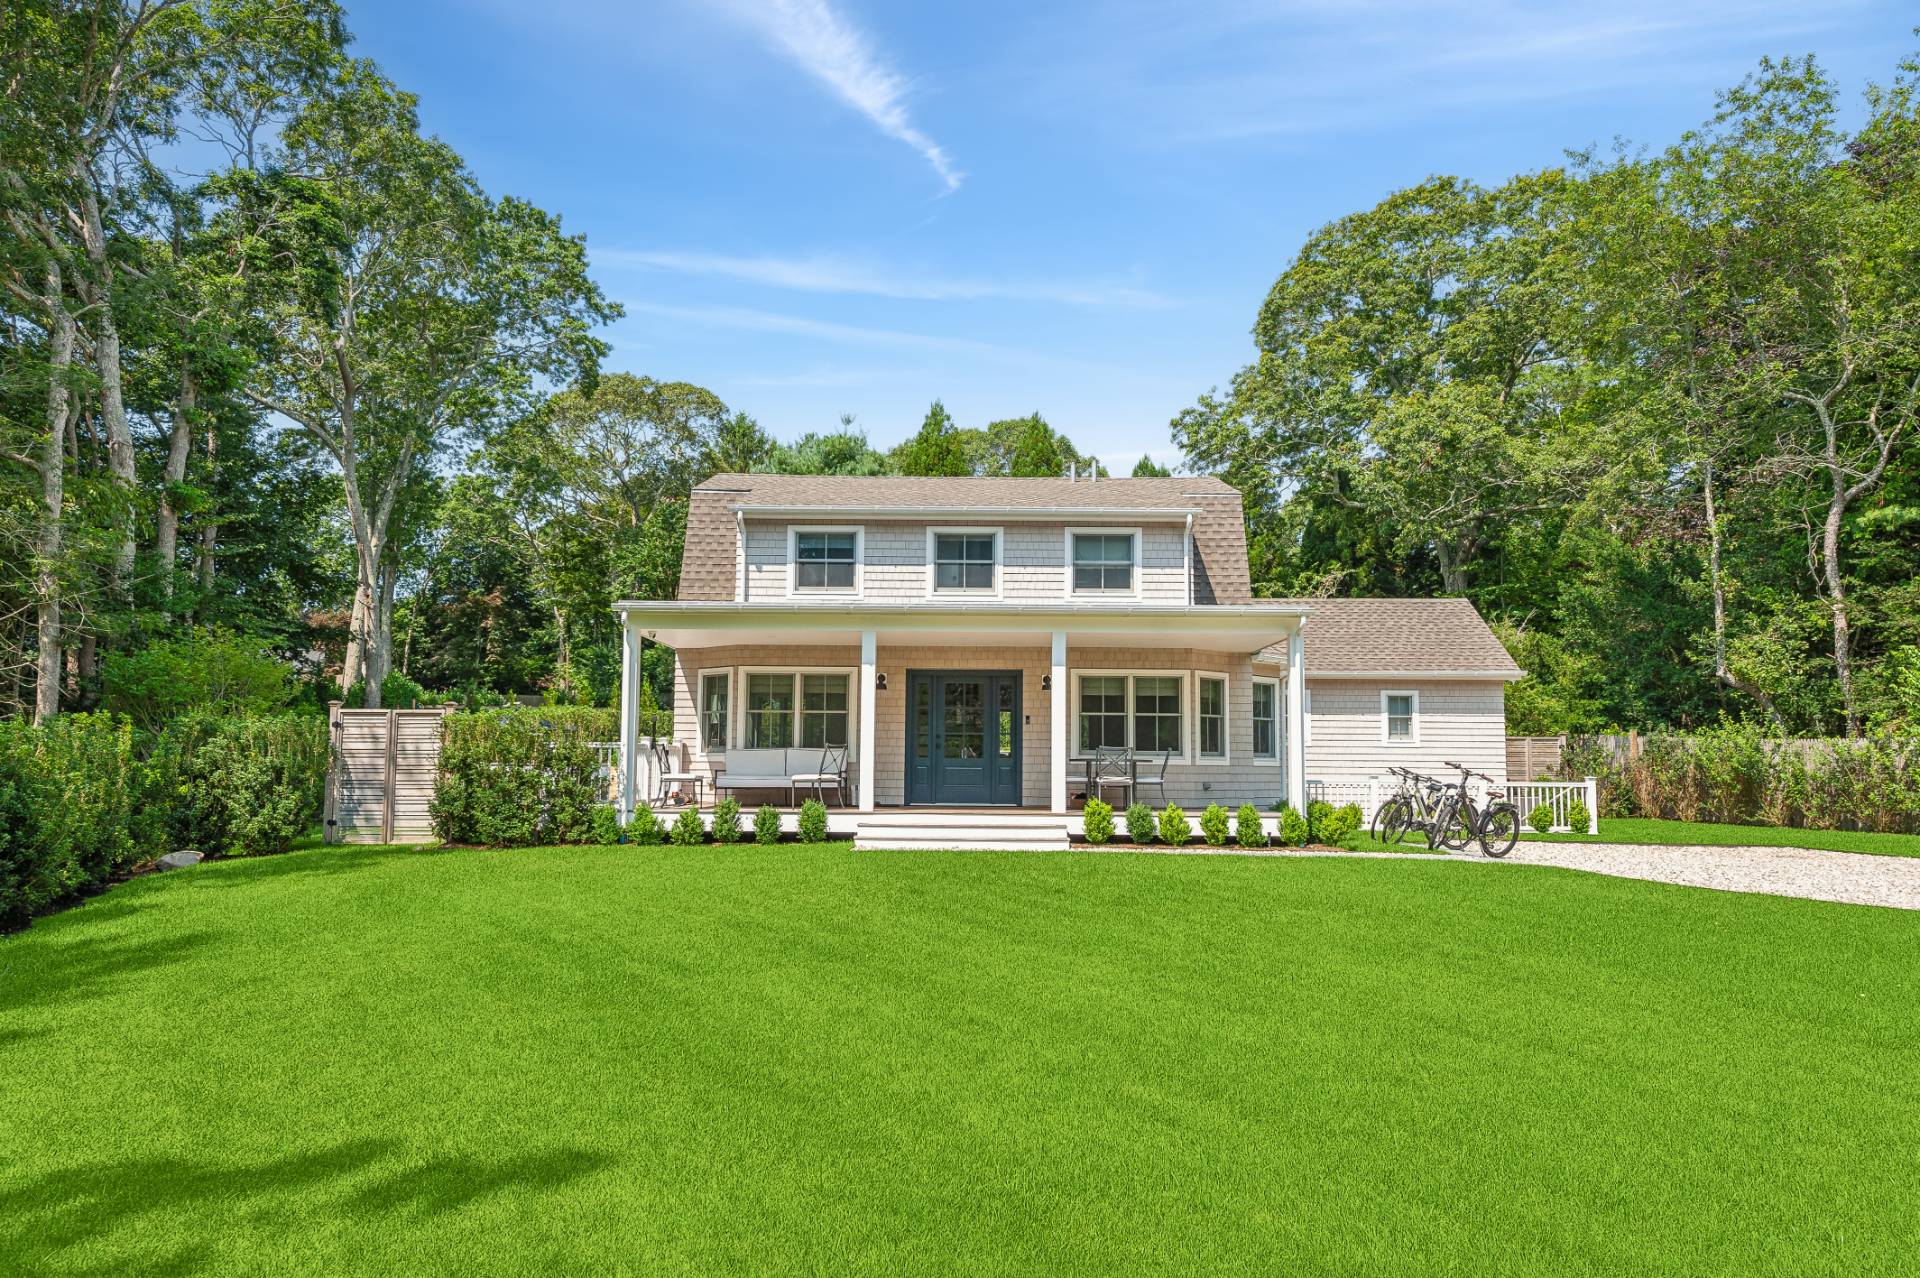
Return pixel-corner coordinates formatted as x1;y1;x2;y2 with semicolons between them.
1198;676;1227;760
699;672;730;751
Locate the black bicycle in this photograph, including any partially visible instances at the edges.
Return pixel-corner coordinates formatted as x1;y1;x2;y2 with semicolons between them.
1374;767;1446;847
1431;762;1520;858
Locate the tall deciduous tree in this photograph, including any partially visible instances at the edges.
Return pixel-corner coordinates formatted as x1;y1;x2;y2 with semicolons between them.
1175;173;1579;594
236;64;615;706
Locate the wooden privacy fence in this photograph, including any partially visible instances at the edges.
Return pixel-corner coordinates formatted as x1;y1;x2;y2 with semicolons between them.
324;703;455;844
1506;736;1565;780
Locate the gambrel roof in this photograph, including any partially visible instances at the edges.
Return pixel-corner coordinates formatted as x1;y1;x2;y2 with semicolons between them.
678;473;1253;604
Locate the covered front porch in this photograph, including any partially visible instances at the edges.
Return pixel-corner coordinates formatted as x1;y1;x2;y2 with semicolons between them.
612;600;1310;822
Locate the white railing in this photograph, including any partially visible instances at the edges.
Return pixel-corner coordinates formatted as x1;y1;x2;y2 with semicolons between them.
1501;777;1599;834
1308;775;1600;835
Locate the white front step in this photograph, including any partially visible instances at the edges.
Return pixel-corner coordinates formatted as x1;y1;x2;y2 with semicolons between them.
854;817;1072;852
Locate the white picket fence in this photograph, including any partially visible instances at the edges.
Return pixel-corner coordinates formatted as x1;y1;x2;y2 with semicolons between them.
1502;778;1600;834
1310;775;1600;834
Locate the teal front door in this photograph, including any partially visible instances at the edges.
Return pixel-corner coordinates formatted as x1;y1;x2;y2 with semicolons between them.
906;671;1022;805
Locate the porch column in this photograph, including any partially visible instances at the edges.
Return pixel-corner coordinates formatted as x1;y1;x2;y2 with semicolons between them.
1285;623;1307;815
618;619;641;825
858;629;877;812
1050;630;1068;812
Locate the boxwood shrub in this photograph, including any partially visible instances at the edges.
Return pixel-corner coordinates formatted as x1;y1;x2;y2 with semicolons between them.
1082;797;1114;844
1124;801;1156;844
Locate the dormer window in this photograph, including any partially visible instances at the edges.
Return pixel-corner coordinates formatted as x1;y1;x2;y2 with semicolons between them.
791;527;860;593
1069;530;1138;595
929;528;999;595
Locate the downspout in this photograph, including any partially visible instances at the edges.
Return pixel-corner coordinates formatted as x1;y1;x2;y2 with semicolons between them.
735;510;747;602
1183;513;1194;607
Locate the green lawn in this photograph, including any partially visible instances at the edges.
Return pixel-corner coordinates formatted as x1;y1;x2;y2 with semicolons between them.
5;843;1916;1275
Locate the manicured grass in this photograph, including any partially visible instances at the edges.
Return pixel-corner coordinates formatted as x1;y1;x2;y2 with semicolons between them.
5;843;1916;1274
1518;816;1920;857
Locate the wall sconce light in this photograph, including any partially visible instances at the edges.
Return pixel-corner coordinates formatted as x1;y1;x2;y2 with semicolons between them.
1041;674;1052;691
875;672;888;691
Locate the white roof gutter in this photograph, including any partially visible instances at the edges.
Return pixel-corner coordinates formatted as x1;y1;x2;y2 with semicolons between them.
727;504;1199;520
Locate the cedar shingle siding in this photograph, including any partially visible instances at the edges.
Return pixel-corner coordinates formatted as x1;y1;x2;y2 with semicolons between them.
677;474;1252;604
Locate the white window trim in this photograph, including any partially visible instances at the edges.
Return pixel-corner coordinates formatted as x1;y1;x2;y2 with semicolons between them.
924;525;1004;599
735;666;860;756
1063;526;1143;601
1250;675;1281;766
697;669;731;756
1381;688;1420;745
787;525;864;598
1195;673;1230;765
1069;668;1189;763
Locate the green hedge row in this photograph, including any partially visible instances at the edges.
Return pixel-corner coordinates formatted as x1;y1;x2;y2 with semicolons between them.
430;710;608;847
0;712;328;932
1565;727;1919;833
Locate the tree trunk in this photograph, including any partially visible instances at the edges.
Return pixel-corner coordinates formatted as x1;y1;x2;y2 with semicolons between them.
33;263;72;724
78;174;137;597
1822;488;1859;738
364;552;399;702
195;414;218;602
553;605;570;697
156;366;195;599
1434;538;1471;594
340;575;371;702
1702;458;1785;731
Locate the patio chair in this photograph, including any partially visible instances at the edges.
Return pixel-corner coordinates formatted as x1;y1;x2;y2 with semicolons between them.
653;739;706;807
790;744;851;807
1132;747;1173;807
1088;746;1135;807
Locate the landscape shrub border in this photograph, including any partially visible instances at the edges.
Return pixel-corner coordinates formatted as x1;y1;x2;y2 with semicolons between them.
1564;727;1918;834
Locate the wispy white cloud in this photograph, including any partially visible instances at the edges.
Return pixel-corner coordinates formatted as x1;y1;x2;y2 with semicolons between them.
713;0;961;191
595;248;1167;307
619;300;1006;354
1004;0;1872;144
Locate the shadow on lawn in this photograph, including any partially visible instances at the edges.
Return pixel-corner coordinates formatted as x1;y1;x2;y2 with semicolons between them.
0;1137;614;1274
0;921;219;1024
185;842;457;892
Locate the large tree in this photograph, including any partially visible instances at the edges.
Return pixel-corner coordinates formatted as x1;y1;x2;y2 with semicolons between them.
1175;172;1580;595
235;63;615;705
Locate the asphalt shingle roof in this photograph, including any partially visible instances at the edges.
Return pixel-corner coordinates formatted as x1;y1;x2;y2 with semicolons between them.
1257;597;1522;675
677;473;1253;604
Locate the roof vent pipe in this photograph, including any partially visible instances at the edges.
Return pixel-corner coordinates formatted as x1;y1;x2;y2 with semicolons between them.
1069;461;1077;482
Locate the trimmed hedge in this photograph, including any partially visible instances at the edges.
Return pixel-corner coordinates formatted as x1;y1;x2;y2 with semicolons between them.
0;714;164;930
430;710;603;847
164;714;328;857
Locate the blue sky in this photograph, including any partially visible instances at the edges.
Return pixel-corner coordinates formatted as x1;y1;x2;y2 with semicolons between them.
351;1;1910;469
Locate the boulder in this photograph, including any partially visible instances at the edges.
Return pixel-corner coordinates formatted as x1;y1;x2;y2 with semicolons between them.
155;850;203;870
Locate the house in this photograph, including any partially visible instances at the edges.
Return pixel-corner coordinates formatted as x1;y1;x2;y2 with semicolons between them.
611;474;1521;844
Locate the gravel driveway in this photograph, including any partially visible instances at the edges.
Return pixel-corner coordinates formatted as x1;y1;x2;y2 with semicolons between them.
1129;840;1920;910
1483;840;1920;910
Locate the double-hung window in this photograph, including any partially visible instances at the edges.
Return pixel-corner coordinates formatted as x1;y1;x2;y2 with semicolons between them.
801;674;850;747
699;672;730;751
1198;676;1227;760
1070;532;1136;594
745;674;796;747
1251;679;1279;761
793;529;858;592
1077;676;1128;750
1383;690;1418;743
1133;677;1182;754
932;531;997;593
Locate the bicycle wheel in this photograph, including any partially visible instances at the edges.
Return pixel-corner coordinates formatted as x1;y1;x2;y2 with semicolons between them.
1478;803;1520;858
1374;797;1410;845
1434;801;1473;851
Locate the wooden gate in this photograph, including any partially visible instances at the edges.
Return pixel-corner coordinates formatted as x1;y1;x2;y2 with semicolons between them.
324;704;453;844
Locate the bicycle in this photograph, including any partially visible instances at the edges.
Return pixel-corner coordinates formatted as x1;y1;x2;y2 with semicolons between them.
1434;761;1520;858
1373;767;1446;847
